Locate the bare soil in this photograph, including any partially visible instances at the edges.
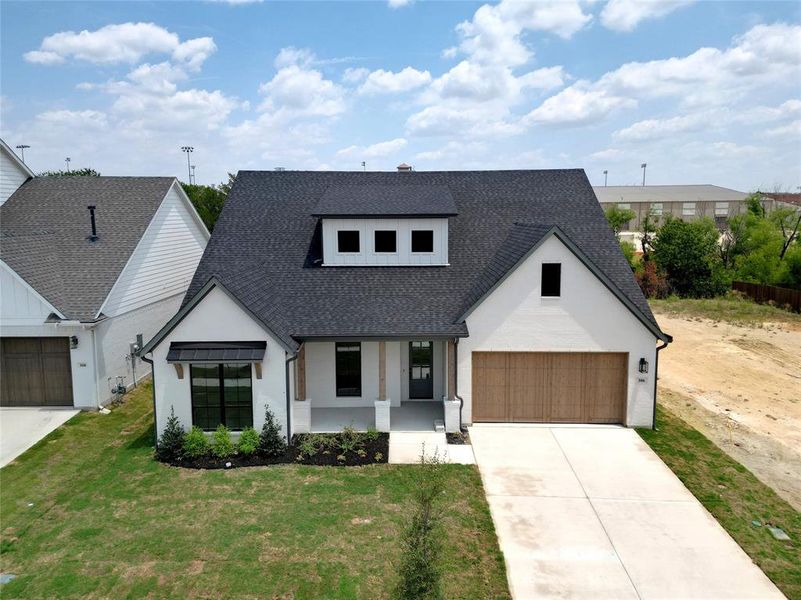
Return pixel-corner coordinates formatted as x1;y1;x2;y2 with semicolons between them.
653;312;801;511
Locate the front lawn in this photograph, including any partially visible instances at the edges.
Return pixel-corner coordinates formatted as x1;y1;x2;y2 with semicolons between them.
0;383;510;599
639;406;801;600
650;293;801;327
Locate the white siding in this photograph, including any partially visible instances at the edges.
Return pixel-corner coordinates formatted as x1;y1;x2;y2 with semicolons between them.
321;217;449;266
100;183;208;318
0;146;30;206
459;235;659;427
0;261;58;325
150;287;288;439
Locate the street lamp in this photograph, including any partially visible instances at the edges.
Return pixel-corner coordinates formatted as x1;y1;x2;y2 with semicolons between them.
15;144;30;163
65;157;71;172
190;165;196;185
180;146;194;182
641;163;647;186
603;170;608;187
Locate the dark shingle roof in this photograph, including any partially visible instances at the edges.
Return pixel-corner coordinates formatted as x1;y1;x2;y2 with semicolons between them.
182;169;664;348
312;183;458;217
0;176;175;321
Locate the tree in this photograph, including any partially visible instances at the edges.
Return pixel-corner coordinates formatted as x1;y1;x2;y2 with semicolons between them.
770;207;801;260
639;209;660;263
38;167;100;177
719;213;748;269
181;173;235;232
604;205;636;241
651;216;728;297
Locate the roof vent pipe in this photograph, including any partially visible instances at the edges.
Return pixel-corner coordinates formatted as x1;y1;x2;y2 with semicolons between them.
87;205;99;242
396;163;413;172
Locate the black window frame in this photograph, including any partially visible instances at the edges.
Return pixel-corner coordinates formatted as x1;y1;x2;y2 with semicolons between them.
337;230;360;253
411;229;434;253
374;230;397;254
190;363;253;431
541;263;562;297
335;342;361;397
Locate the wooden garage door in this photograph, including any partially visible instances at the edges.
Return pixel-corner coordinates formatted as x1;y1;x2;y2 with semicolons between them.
472;352;627;424
0;337;73;406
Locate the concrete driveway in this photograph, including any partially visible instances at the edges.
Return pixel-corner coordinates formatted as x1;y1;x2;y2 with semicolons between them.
0;407;79;467
470;425;783;600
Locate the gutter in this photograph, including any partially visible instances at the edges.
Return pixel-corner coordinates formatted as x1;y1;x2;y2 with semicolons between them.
285;351;298;442
651;335;672;430
140;352;157;450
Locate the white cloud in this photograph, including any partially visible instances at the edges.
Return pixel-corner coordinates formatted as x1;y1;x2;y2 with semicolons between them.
589;148;625;161
613;113;706;142
358;67;432;95
337;138;407;159
601;0;694;32
259;64;345;117
342;67;369;83
764;120;801;140
274;46;315;69
172;37;217;71
23;50;65;65
387;0;412;8
36;109;109;130
406;103;522;138
526;84;636;126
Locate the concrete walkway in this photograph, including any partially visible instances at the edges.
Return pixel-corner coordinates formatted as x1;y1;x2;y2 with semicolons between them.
470;425;783;600
0;407;80;467
388;432;475;464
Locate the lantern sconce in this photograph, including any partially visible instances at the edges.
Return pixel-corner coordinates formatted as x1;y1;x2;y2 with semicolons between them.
70;335;79;349
638;357;649;374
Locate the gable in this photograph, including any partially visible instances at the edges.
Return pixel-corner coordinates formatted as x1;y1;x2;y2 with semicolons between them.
0;260;62;325
0;145;32;206
97;182;209;318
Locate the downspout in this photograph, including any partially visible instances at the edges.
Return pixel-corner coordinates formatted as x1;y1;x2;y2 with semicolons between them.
651;337;671;430
140;353;157;449
285;351;298;442
454;337;464;431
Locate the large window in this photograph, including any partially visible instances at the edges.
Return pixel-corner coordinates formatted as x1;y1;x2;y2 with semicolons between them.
337;230;360;253
335;342;361;397
411;230;434;253
682;202;696;217
190;363;253;431
715;202;729;216
541;263;561;297
374;230;397;253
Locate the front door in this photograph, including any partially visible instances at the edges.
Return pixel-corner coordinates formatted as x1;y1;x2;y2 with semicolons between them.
409;341;434;399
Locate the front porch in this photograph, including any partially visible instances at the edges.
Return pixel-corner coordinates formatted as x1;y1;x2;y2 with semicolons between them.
310;401;445;433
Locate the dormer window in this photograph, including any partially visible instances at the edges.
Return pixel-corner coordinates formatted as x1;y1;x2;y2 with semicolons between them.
374;230;397;253
411;230;434;253
337;230;360;253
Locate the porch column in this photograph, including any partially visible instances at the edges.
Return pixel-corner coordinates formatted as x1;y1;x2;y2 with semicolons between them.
375;341;391;432
293;343;311;433
297;343;306;401
443;339;461;432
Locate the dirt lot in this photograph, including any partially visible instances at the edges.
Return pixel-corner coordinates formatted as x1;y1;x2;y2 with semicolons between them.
653;312;801;512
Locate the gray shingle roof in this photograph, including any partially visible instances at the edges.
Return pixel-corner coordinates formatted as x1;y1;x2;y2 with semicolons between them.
183;169;664;348
0;176;175;321
312;183;458;216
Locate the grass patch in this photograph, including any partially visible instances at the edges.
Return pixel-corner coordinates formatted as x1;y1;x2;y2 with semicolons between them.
0;383;509;599
650;293;801;327
639;406;801;599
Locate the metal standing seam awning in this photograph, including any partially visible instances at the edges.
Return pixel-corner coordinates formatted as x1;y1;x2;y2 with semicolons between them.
166;341;267;363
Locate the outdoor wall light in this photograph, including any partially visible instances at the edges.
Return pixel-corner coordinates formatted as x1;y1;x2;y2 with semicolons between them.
638;357;649;374
70;335;79;349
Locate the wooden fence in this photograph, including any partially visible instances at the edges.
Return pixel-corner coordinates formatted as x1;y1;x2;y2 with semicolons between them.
732;281;801;313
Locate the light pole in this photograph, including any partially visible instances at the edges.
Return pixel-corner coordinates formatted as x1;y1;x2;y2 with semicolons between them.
15;144;30;163
181;146;194;182
191;165;196;185
65;157;71;172
361;161;366;172
641;163;647;186
603;170;608;187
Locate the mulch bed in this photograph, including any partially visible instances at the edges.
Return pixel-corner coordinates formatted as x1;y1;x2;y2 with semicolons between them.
164;433;389;469
446;430;470;445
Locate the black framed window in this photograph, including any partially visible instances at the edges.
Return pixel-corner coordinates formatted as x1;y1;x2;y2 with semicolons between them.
337;230;360;253
374;230;397;253
411;230;434;253
335;342;361;397
190;363;253;430
541;263;561;297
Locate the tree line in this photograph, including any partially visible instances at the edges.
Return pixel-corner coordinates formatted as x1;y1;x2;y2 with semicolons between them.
606;195;801;298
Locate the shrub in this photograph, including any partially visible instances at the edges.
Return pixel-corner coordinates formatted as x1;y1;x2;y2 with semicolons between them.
156;406;185;462
374;452;384;462
183;426;210;459
635;261;670;299
297;433;329;459
259;407;288;457
620;240;637;271
237;427;259;456
365;427;380;442
211;425;235;458
338;426;364;453
393;450;445;600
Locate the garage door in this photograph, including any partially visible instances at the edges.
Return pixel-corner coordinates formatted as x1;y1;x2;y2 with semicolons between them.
0;337;73;406
472;352;627;424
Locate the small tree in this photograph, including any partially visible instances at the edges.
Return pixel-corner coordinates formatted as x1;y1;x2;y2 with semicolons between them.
156;407;185;462
38;167;101;177
259;406;287;457
639;209;660;262
604;205;636;241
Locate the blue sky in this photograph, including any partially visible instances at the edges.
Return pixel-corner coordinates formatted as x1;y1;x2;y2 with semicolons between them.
1;0;799;190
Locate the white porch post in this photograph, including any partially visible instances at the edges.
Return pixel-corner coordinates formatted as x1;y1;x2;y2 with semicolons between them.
443;339;461;433
293;344;311;433
375;341;391;432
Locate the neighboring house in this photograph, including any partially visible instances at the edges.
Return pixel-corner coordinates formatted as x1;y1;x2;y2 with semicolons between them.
0;149;209;408
142;167;671;442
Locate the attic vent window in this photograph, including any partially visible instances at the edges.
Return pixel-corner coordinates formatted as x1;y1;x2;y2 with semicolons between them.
86;205;99;241
374;230;397;253
411;230;434;253
541;263;561;297
337;230;360;253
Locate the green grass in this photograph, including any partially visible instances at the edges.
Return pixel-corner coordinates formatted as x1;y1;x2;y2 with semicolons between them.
0;383;510;599
650;293;801;327
639;406;801;600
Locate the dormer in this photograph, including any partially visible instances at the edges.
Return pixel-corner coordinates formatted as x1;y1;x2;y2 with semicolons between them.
312;184;456;266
